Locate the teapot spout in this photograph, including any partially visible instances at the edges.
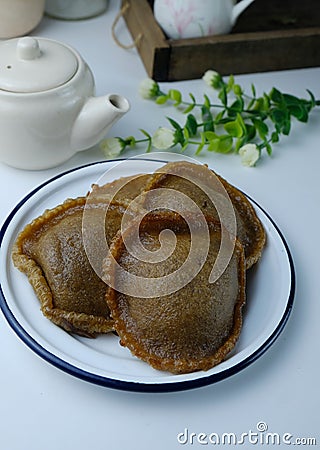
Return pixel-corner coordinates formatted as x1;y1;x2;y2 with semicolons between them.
232;0;255;26
71;94;130;151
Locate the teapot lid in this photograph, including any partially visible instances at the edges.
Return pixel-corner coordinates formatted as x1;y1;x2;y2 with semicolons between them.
0;37;78;93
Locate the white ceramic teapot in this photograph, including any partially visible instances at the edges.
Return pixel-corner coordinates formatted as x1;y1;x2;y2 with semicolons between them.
154;0;256;39
0;36;130;170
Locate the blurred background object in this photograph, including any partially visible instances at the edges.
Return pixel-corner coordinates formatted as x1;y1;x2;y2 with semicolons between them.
153;0;256;39
45;0;109;20
0;0;45;38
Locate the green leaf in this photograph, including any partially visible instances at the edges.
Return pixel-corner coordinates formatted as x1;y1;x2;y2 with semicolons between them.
283;93;300;106
183;127;190;140
245;124;257;141
203;94;211;109
204;121;214;132
204;131;218;141
236;113;246;133
167;117;182;132
283;94;310;122
253;97;265;112
207;135;233;154
265;142;273;156
217;136;234;154
189;92;196;103
207;138;221;152
235;137;246;153
263;93;271;109
139;128;151;138
270;108;289;133
183;103;195;114
271;132;279;143
169;89;182;106
183;93;196;113
181;129;190;152
166;117;185;145
195;146;202;155
201;105;214;132
185;114;198;136
288;104;308;122
233;84;243;96
139;129;152;152
247;97;256;110
195;133;206;155
201;105;212;121
216;117;233;125
226;75;235;93
270;87;284;104
224;120;244;138
233;123;256;151
155;95;169;105
218;87;228;107
270;109;286;124
251;83;256;98
230;97;244;113
215;110;226;124
252;118;269;139
282;119;291;136
307;89;316;108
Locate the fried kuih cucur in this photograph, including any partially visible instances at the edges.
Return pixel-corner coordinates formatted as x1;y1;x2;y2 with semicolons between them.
12;175;151;337
12;197;128;337
104;211;246;374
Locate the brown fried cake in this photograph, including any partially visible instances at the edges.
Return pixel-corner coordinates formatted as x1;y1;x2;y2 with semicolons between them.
104;211;246;374
143;161;266;269
12;196;131;337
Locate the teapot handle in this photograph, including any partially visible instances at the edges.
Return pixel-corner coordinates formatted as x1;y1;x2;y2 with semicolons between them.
232;0;256;26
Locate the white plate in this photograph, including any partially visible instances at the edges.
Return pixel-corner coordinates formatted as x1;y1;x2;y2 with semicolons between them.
0;159;295;392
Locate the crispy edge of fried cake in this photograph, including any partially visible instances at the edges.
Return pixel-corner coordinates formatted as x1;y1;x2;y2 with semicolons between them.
216;172;266;269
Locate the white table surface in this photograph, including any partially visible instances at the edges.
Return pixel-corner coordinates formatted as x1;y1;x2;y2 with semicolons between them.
0;2;319;449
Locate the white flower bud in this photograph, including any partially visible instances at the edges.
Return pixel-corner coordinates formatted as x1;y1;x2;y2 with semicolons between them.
202;70;223;89
152;127;176;150
239;143;260;167
139;78;160;99
100;138;124;158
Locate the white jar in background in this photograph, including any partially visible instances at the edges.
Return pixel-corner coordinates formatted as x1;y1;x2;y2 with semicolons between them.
45;0;108;20
154;0;256;39
0;0;45;39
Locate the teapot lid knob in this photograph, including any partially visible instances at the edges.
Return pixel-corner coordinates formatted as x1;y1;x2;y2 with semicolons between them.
17;37;41;61
0;37;78;93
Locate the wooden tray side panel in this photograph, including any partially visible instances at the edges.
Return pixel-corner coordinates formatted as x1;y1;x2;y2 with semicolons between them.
122;0;320;81
121;0;171;80
168;30;320;81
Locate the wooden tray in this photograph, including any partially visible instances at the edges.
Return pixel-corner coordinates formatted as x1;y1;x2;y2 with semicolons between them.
120;0;320;81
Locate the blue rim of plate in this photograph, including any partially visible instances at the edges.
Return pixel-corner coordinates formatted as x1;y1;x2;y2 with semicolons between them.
0;159;296;393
